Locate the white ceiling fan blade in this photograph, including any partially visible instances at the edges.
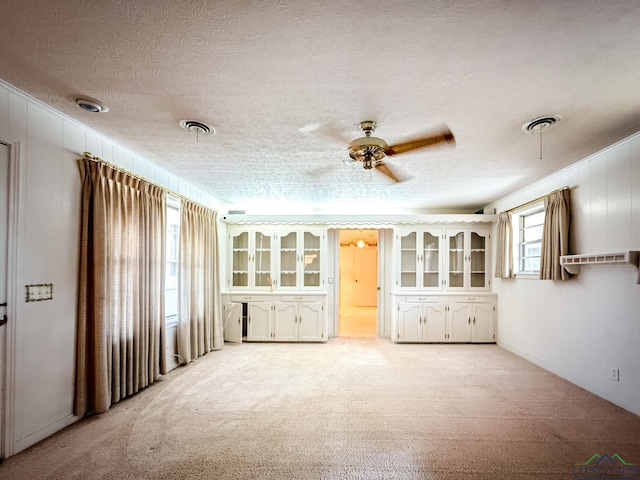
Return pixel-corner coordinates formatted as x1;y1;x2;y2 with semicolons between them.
299;123;352;146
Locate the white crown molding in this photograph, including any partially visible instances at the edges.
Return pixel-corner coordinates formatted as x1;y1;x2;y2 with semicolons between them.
221;214;497;226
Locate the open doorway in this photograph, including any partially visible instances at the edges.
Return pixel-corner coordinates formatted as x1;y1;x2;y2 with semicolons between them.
338;229;378;337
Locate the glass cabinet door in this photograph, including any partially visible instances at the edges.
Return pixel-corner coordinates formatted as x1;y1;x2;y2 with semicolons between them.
422;231;440;288
303;231;321;287
448;231;465;288
279;231;298;288
253;230;272;288
231;231;249;287
400;231;417;288
469;231;487;288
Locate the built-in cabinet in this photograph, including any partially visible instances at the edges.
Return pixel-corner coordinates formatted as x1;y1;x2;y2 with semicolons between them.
446;228;490;290
228;227;325;291
225;225;327;343
393;295;496;343
392;223;495;343
277;228;323;289
224;294;327;343
274;299;325;341
397;228;443;289
225;221;495;344
229;228;274;290
396;227;490;291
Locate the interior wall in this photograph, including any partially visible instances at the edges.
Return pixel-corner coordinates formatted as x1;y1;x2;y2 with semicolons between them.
0;80;218;455
484;131;640;416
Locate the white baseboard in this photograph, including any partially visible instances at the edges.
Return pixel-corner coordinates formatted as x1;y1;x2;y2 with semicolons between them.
11;414;80;457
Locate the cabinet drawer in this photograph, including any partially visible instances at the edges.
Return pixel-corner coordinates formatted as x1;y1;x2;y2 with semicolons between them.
456;296;488;303
280;295;322;302
404;296;442;303
231;295;261;302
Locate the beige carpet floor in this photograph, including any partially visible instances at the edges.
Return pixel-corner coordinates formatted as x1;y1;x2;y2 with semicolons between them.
2;338;639;479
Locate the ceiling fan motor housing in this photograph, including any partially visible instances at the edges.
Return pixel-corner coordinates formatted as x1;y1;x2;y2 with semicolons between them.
348;136;388;167
348;120;388;168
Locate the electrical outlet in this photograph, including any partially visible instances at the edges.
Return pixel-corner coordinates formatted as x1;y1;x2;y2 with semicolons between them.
611;368;620;382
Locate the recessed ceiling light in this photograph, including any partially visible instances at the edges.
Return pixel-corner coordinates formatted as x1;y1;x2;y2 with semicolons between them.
179;119;215;136
75;97;109;113
521;115;561;133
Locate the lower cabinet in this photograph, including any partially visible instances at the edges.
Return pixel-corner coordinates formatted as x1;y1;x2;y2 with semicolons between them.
227;294;327;342
393;295;496;343
247;302;273;341
274;301;325;341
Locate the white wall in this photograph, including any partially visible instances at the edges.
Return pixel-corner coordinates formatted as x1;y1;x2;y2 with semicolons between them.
485;131;640;416
0;80;219;456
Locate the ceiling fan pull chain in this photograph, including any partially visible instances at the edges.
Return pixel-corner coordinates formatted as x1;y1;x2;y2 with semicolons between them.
539;129;543;160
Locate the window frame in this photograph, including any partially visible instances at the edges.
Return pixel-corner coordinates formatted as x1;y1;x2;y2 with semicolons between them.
512;201;545;278
165;195;180;327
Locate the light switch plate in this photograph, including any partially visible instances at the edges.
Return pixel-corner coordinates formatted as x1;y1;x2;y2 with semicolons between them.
25;284;53;302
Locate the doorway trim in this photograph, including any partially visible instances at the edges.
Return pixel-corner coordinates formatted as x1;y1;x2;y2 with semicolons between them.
331;228;389;338
376;229;388;337
0;136;21;459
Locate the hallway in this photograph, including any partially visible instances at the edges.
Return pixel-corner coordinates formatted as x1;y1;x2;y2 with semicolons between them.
338;306;377;337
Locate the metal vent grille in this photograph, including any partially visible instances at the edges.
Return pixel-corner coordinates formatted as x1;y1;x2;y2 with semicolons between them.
179;119;215;136
521;115;561;133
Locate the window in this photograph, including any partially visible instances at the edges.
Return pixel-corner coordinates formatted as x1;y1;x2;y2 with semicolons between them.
165;196;180;325
513;203;544;275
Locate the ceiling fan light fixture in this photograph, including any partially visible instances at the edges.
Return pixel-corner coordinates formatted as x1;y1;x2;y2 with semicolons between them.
75;97;109;113
521;115;562;133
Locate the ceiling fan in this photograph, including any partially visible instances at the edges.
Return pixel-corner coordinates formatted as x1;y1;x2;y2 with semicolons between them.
346;121;456;182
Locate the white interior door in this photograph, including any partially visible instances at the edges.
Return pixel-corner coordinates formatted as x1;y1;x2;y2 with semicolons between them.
354;247;378;306
0;142;10;457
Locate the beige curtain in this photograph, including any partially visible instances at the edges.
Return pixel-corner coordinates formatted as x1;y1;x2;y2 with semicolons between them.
494;212;513;279
540;188;571;280
177;200;222;364
75;158;166;416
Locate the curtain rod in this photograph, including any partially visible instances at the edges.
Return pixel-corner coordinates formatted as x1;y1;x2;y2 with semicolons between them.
82;152;217;213
502;186;570;214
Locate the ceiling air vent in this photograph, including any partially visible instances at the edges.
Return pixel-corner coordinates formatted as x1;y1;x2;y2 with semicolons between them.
179;119;215;136
521;115;561;133
75;97;109;113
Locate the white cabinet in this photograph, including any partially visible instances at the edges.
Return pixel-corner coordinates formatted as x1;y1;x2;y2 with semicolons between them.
247;301;273;341
274;298;325;341
396;228;443;290
396;300;446;342
228;226;325;291
277;228;324;290
224;294;327;343
393;295;496;343
469;301;495;343
445;228;490;291
395;226;491;292
448;303;473;342
228;227;275;290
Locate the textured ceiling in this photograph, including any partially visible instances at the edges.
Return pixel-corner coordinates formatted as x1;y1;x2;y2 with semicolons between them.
1;0;640;214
